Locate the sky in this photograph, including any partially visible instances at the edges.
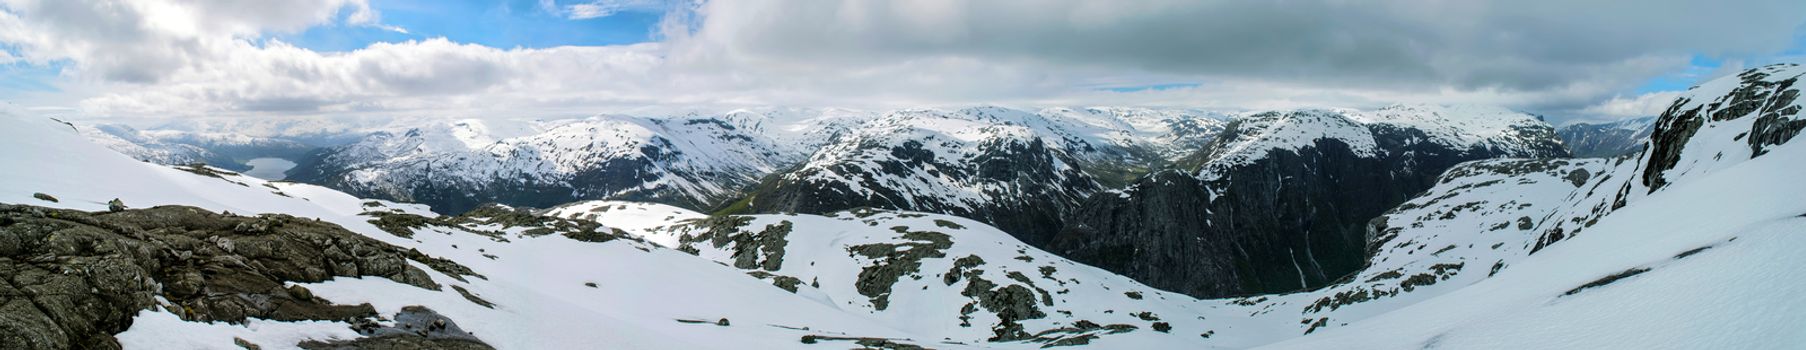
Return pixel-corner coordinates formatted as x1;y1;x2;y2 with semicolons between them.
2;0;1804;123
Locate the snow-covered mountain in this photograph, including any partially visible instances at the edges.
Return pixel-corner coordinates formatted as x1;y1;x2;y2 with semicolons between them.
292;107;1222;221
1052;104;1570;298
1;64;1802;350
1557;116;1657;157
288;110;875;214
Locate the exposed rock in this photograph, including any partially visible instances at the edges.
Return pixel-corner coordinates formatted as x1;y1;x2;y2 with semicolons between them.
848;230;953;310
0;204;472;349
298;306;493;350
677;216;792;271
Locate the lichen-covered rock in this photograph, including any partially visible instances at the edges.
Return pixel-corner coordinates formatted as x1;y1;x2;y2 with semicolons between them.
0;204;478;349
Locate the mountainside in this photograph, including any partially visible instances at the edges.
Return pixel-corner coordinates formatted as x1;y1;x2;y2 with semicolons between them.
288;110;872;214
1268;63;1806;348
1557;116;1657;157
1050;104;1570;298
554;203;1228;346
745;108;1081;245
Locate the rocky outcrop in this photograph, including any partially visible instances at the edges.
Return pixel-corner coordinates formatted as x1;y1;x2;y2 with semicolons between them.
1051;107;1570;298
0;204;486;349
1644;64;1803;191
299;306;493;350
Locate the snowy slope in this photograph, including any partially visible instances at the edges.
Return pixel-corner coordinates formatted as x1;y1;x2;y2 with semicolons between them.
631;208;1223;347
1267;122;1806;349
1245;63;1806;347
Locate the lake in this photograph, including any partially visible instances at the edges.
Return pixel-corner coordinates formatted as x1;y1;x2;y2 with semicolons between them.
243;157;297;180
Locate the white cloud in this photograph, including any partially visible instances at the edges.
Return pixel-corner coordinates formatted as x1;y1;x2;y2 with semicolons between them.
1581;91;1686;118
552;0;677;20
1;0;1803;121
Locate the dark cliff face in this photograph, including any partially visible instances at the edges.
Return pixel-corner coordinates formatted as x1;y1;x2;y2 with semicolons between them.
746;137;1100;247
1049;114;1569;298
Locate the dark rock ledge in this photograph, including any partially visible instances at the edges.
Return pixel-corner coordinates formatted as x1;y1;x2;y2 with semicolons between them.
0;203;490;349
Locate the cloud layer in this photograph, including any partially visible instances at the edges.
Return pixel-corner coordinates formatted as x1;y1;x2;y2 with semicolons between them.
2;0;1804;120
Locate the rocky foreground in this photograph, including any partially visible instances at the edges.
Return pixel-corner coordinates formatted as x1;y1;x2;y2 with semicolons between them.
0;204;490;350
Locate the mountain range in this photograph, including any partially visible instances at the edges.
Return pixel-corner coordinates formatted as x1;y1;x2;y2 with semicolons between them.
8;64;1800;349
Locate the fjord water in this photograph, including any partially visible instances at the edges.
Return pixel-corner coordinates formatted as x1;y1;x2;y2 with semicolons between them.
243;157;296;180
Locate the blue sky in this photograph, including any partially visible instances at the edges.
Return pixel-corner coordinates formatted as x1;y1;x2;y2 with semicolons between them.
1634;31;1806;94
274;0;668;51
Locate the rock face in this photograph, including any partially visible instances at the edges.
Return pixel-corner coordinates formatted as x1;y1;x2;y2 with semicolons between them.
1557;117;1657;158
0;204;485;350
1050;105;1570;298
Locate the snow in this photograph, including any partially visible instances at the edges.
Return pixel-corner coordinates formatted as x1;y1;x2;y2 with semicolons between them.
544;200;705;247
116;308;361;350
1349;104;1548;150
1197;109;1380;172
1265;130;1806;349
